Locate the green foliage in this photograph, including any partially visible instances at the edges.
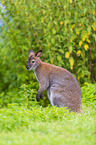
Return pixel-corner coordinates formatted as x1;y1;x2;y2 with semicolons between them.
0;0;96;94
0;104;68;132
0;82;96;109
0;82;49;108
0;83;96;144
0;2;96;143
0;102;96;145
81;83;96;107
0;83;36;108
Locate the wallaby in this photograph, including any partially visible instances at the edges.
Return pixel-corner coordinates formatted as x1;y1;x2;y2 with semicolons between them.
26;50;82;112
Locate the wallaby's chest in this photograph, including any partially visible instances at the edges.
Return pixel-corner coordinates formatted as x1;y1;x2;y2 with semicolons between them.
34;71;39;82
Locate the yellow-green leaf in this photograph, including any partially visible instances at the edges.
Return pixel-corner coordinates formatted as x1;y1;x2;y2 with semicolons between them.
84;44;89;51
65;52;70;59
1;1;4;4
60;21;63;25
69;46;72;53
51;38;55;44
69;57;74;69
70;0;72;3
57;55;62;61
52;29;56;35
77;50;81;56
50;58;54;64
79;41;83;47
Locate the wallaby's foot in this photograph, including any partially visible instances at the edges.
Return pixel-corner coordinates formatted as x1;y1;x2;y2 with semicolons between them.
36;93;40;102
40;93;44;99
36;93;44;101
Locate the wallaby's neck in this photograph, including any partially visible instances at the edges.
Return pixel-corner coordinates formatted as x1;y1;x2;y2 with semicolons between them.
34;58;42;72
33;58;42;82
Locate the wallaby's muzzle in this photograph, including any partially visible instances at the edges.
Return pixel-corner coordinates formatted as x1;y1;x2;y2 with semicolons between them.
26;64;34;71
26;65;30;70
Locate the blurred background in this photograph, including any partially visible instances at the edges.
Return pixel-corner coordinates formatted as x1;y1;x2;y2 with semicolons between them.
0;0;96;107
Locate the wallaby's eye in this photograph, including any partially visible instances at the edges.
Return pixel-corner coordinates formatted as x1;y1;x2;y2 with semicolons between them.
32;60;35;63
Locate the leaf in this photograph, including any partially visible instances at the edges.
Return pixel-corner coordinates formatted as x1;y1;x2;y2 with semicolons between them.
92;25;95;31
79;41;83;47
41;19;44;23
75;29;79;35
52;29;56;35
82;37;85;41
93;34;96;41
58;49;64;54
70;0;72;3
69;46;72;53
57;55;62;61
50;57;54;64
65;52;70;59
71;24;75;29
1;1;4;4
76;32;79;35
84;44;89;51
51;38;55;44
87;26;91;34
86;39;90;43
60;21;63;25
77;50;81;56
69;57;74;69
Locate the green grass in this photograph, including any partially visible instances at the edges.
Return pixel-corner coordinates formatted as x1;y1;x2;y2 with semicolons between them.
0;104;96;145
0;83;96;145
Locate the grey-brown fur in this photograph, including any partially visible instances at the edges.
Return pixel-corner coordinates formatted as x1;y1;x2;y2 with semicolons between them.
26;50;82;112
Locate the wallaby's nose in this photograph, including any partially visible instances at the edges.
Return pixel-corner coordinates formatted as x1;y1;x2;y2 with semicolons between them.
26;65;30;70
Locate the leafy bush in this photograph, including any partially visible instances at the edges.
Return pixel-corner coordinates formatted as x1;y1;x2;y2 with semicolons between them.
0;82;50;108
0;102;95;145
0;82;96;108
0;83;95;144
81;83;96;107
0;83;36;108
0;0;96;94
0;102;95;132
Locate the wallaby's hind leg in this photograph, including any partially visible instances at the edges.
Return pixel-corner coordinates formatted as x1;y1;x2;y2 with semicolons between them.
47;88;82;112
47;89;54;106
48;90;67;107
52;95;68;108
49;91;82;112
52;97;64;107
52;98;60;107
53;96;82;112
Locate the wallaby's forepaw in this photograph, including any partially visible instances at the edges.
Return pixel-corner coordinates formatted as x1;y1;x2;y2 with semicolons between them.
40;94;44;100
36;93;40;102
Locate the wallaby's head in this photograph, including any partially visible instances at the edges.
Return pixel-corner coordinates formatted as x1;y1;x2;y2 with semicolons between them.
26;50;42;71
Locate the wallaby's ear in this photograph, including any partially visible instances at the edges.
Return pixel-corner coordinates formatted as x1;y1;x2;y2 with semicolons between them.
35;50;42;57
29;50;35;57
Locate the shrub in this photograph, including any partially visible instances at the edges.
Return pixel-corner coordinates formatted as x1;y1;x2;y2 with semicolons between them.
81;83;96;107
0;82;96;108
0;0;96;93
